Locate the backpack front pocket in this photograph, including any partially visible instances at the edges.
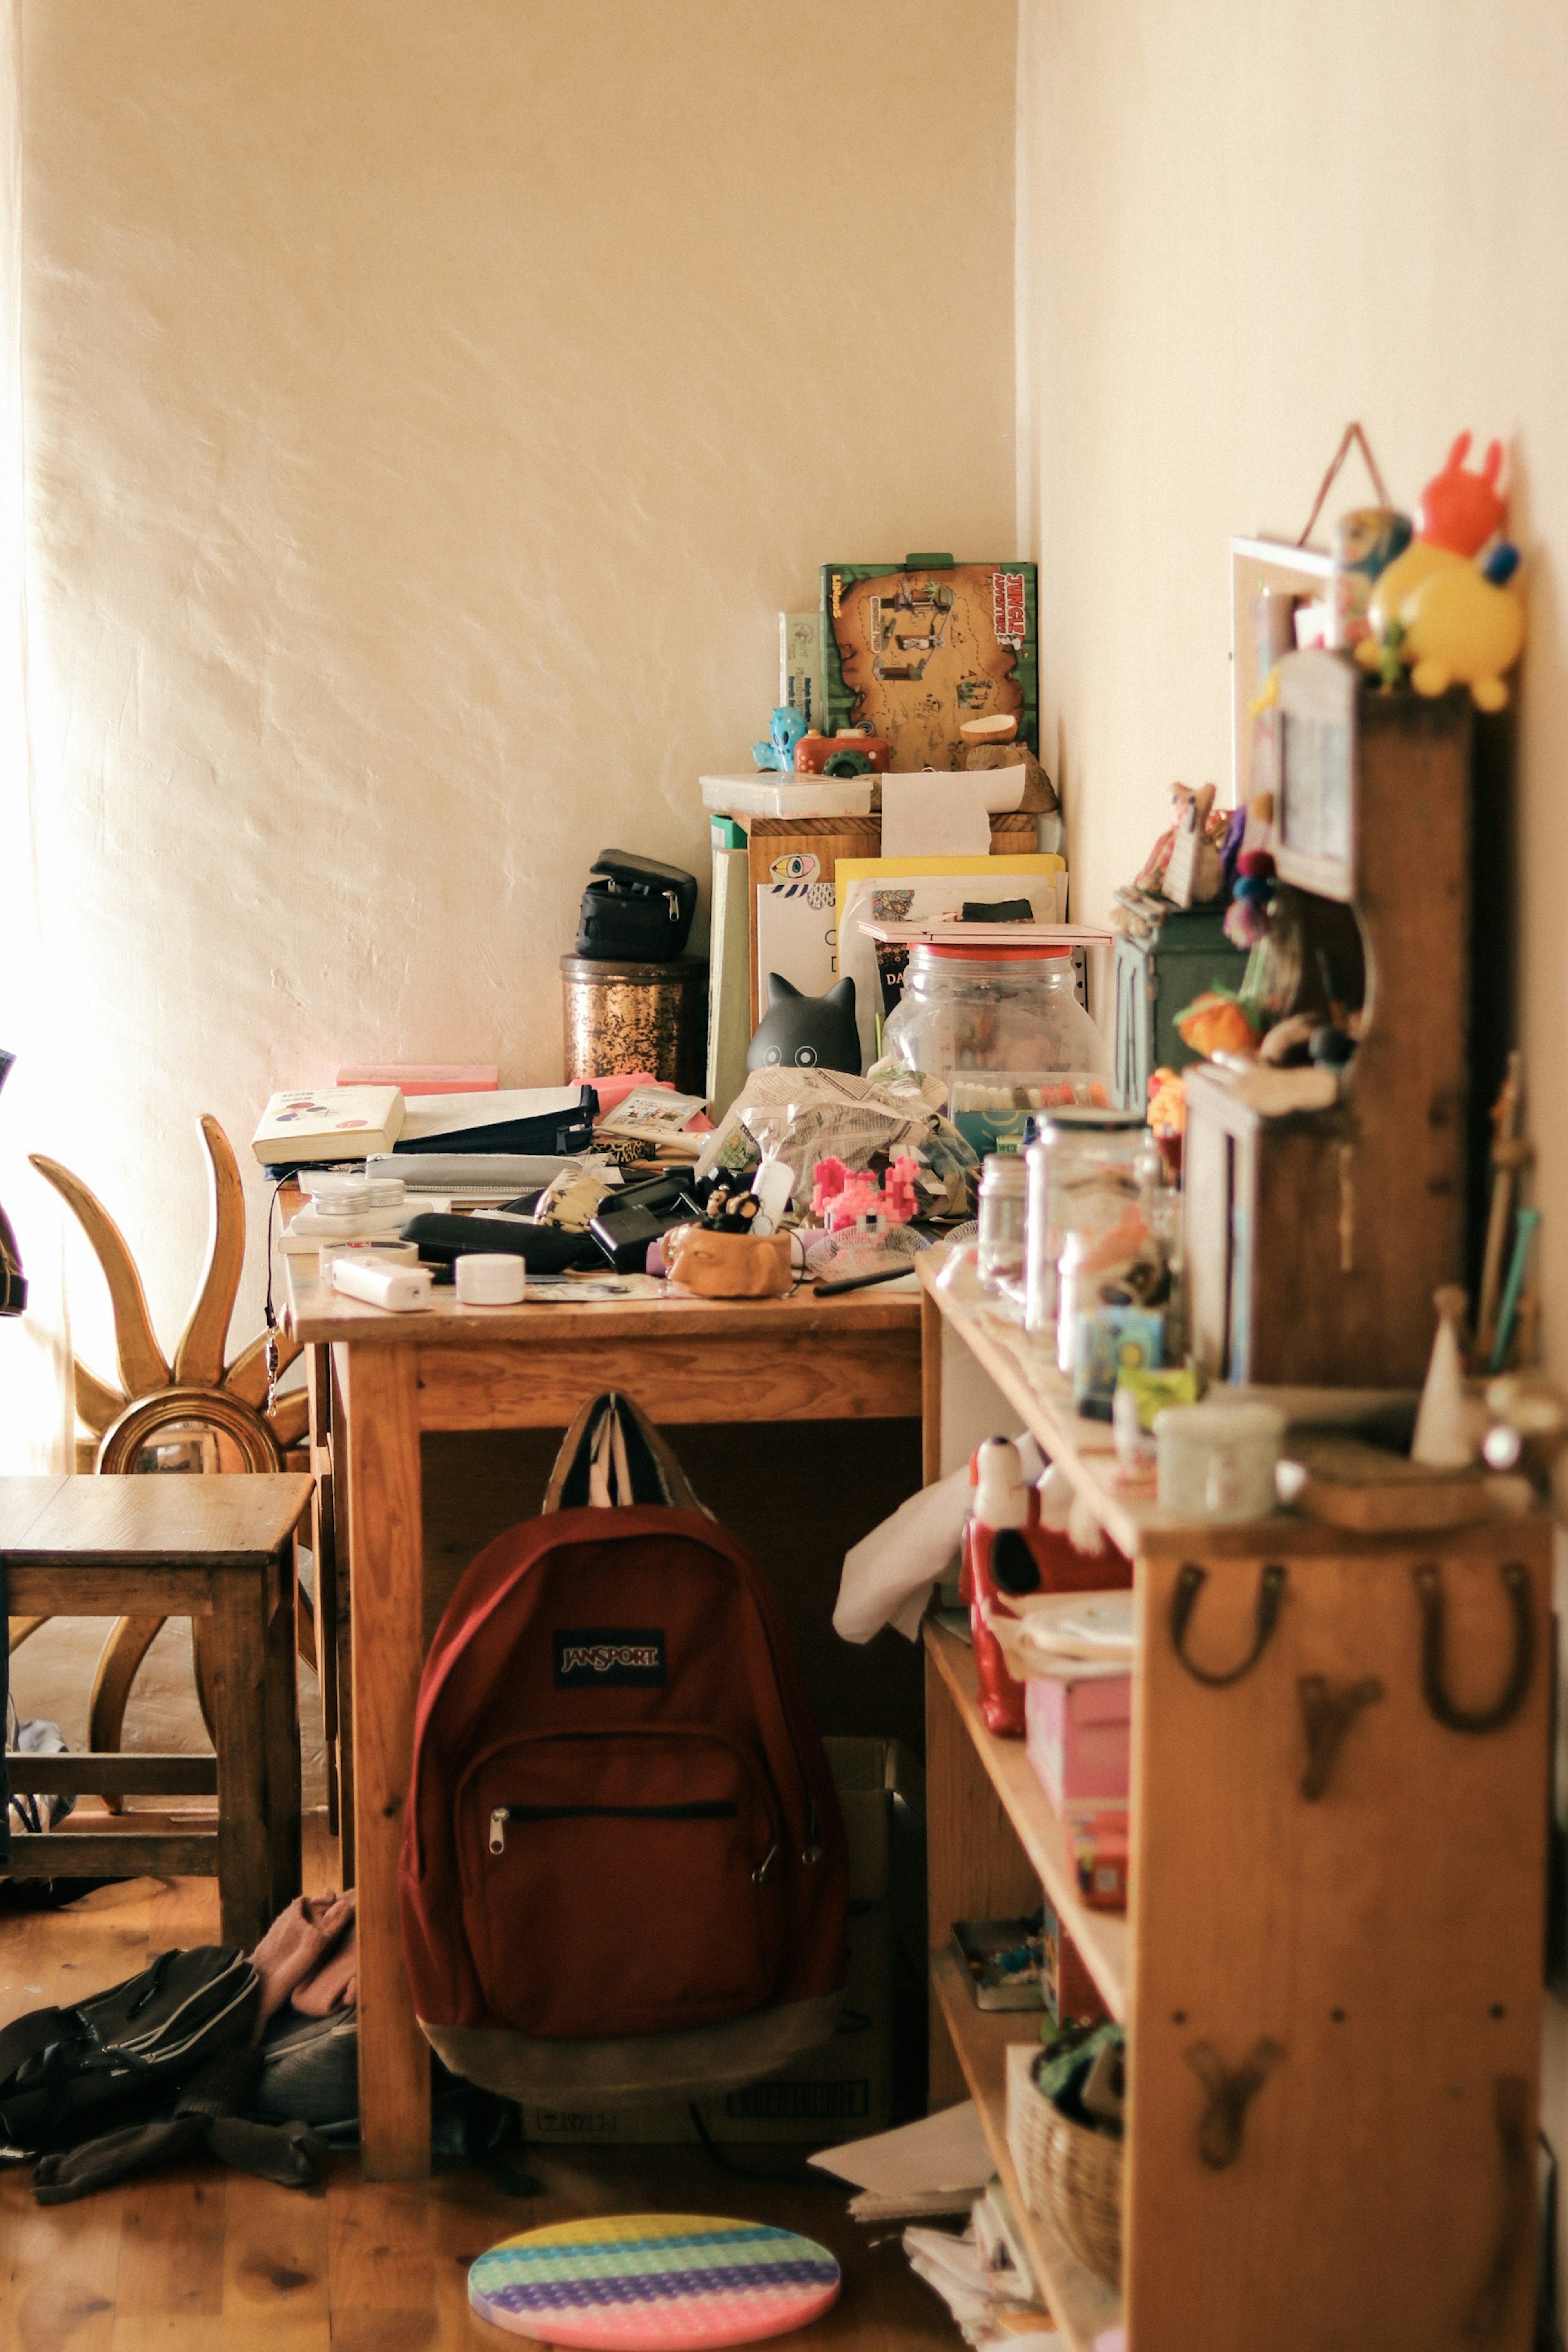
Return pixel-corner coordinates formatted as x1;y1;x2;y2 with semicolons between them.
458;1728;786;2038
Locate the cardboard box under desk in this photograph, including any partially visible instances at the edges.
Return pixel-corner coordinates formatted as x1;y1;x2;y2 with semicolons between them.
518;1735;925;2147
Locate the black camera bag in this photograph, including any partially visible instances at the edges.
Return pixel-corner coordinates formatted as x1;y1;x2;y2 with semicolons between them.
575;850;697;961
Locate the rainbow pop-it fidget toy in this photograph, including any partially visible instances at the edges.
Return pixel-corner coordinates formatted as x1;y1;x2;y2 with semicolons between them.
467;2213;842;2348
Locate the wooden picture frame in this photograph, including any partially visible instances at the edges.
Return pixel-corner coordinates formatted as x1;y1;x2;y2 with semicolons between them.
1231;536;1334;810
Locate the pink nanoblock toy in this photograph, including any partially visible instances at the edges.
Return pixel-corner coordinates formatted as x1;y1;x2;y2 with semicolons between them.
811;1155;919;1233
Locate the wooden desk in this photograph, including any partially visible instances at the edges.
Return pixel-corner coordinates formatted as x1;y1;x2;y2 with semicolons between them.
283;1257;922;2180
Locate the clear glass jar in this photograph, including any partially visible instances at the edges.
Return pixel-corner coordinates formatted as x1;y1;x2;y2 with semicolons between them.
1024;1108;1155;1356
977;1153;1028;1293
882;944;1107;1088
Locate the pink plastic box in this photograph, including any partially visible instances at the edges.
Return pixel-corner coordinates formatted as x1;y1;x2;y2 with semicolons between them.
1025;1673;1131;1813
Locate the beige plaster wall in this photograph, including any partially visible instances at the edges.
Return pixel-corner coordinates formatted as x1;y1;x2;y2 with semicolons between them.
1017;0;1568;2256
2;0;1018;1442
1017;0;1568;1359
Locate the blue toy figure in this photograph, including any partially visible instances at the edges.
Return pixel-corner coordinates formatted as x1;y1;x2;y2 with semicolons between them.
751;705;806;774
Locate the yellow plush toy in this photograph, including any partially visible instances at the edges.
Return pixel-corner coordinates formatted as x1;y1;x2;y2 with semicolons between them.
1358;432;1525;710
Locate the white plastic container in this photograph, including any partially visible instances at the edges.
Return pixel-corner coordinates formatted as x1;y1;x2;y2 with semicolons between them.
1154;1400;1285;1521
456;1253;527;1305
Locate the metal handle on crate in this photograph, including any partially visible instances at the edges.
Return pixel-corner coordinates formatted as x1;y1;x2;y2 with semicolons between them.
1415;1561;1534;1736
1297;1674;1384;1800
1169;1562;1286;1689
1461;2076;1532;2340
1186;2037;1285;2169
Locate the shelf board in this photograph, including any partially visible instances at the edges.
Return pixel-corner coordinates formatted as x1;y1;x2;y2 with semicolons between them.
918;1255;1437;1561
924;1620;1128;2024
930;1942;1122;2352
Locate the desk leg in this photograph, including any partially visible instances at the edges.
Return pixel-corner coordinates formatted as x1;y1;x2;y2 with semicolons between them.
343;1342;430;2179
921;1280;943;1487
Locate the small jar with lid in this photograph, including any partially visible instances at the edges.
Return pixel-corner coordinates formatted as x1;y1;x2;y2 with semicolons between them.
1024;1107;1156;1357
881;941;1108;1088
976;1152;1028;1295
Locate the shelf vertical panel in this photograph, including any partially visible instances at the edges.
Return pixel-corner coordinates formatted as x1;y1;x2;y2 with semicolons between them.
1124;1525;1551;2352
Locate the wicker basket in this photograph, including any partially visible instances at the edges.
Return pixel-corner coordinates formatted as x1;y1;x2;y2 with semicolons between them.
1005;2042;1123;2287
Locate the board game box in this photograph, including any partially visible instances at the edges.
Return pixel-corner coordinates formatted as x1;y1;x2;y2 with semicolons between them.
820;557;1038;771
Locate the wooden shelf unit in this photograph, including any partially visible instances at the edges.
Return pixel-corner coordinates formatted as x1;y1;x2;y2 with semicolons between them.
929;1943;1120;2352
926;1620;1126;2020
919;1256;1554;2352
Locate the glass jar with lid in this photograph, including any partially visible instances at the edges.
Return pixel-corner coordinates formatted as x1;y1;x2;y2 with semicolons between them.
1023;1107;1157;1356
881;942;1107;1090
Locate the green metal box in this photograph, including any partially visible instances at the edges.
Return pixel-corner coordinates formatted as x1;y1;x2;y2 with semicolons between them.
1112;908;1251;1112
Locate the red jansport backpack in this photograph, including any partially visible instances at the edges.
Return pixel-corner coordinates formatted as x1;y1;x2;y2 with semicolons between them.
399;1393;849;2106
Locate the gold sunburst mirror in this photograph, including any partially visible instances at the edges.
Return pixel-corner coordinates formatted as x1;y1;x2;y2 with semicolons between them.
17;1115;308;1799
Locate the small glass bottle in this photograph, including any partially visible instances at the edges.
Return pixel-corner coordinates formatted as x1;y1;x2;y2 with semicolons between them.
976;1153;1028;1294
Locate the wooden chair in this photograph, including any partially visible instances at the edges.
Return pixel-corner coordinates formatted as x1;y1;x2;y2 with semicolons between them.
0;1472;312;1945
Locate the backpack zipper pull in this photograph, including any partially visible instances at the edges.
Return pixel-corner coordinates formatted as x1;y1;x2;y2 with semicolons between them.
489;1808;508;1855
801;1797;824;1866
752;1841;779;1886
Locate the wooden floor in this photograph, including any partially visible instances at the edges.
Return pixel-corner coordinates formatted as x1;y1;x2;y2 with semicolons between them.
0;1815;960;2352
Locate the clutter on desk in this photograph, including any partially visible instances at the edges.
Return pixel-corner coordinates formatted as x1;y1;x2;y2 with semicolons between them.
252;1083;405;1167
331;1255;435;1312
878;933;1106;1108
453;1253;528;1306
466;2215;841;2349
335;1061;498;1094
561;950;710;1095
395;1084;597;1159
574;848;698;961
699;1064;976;1219
279;1169;412;1255
664;1224;793;1299
593;1083;711;1152
366;1149;613;1201
748;972;861;1075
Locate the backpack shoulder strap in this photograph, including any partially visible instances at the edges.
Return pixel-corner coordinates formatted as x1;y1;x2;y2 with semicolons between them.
542;1392;706;1516
0;2005;74;2088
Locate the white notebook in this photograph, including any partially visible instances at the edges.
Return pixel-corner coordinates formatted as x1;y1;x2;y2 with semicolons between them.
252;1087;404;1165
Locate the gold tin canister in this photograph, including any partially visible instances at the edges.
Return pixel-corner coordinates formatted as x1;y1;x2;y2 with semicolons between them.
560;954;709;1096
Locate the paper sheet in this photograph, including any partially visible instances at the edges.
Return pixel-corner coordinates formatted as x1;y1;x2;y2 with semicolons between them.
399;1087;581;1144
810;2098;994;2196
881;765;1029;860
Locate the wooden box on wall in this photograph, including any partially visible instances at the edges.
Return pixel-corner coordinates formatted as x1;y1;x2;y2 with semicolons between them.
1184;657;1474;1388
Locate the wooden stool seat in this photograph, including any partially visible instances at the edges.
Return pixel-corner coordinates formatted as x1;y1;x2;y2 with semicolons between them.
0;1472;312;1945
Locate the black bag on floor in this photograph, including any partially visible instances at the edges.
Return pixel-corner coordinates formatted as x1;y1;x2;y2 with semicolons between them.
0;1945;258;2155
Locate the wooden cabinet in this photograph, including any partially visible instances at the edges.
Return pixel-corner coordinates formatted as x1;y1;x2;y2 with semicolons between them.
1183;660;1473;1387
920;1264;1550;2352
